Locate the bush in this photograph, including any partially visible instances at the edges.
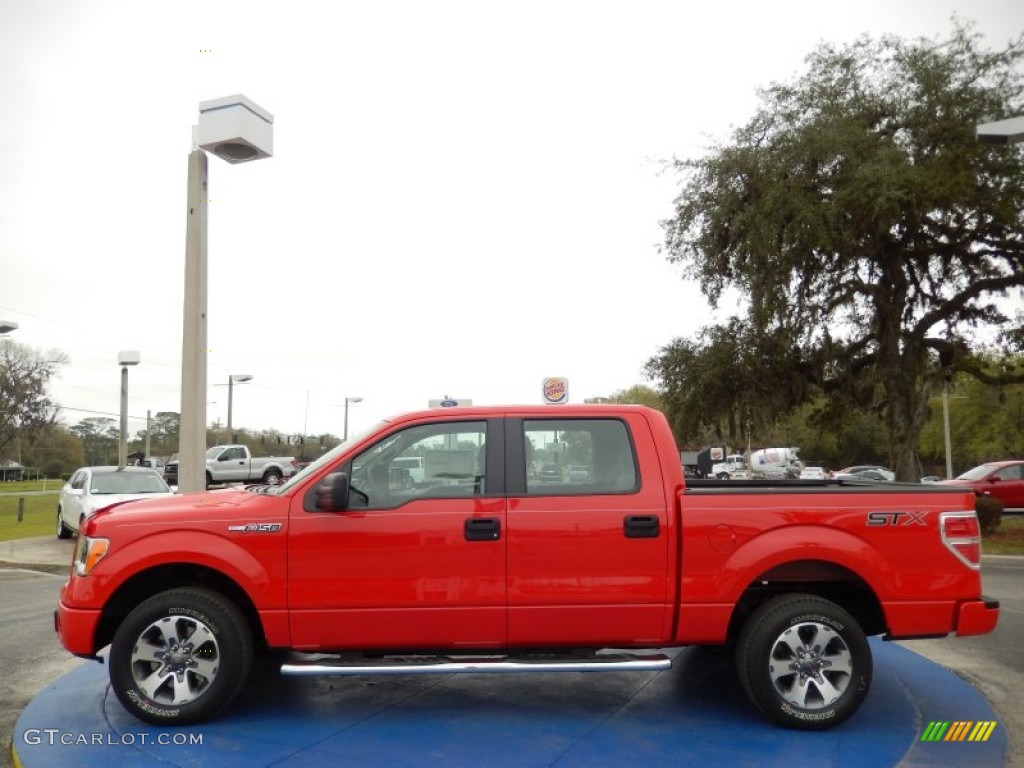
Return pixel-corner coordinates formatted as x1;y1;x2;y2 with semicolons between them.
44;459;67;478
975;495;1004;536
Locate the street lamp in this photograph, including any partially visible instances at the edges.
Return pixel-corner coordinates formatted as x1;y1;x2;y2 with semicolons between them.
227;374;253;434
951;117;1024;475
939;118;1024;475
0;321;17;335
118;351;141;469
344;397;363;441
942;371;953;479
178;95;273;493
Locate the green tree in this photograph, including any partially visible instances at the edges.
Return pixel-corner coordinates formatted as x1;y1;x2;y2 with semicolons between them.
646;318;813;447
917;354;1024;474
0;339;68;462
136;411;180;456
659;24;1024;480
605;384;665;411
70;417;118;465
20;424;85;478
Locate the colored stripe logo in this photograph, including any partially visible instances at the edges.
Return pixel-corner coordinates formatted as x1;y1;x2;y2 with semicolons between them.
920;721;998;742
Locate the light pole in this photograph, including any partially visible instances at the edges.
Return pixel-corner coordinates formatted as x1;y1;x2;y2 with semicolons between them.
118;351;141;468
344;397;363;441
178;95;273;493
227;374;253;434
942;373;953;479
937;118;1024;475
0;321;17;335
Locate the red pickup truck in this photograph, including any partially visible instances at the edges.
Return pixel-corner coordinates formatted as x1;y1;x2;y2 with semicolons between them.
56;405;999;729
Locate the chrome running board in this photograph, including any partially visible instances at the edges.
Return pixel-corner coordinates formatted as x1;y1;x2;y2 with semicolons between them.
280;651;672;677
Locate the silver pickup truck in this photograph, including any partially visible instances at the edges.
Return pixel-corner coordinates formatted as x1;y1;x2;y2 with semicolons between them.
164;444;296;487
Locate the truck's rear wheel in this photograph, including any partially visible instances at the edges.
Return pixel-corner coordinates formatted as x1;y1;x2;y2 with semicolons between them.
109;587;253;725
736;593;871;730
262;469;282;485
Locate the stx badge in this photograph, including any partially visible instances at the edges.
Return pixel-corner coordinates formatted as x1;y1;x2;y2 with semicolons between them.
866;511;928;527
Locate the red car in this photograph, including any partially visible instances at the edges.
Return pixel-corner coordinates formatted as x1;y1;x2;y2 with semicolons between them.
939;460;1024;510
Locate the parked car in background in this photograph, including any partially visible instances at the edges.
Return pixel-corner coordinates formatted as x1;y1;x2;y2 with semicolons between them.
832;465;895;481
537;462;562;481
938;460;1024;511
568;465;591;482
164;444;297;488
391;456;425;485
837;469;893;482
135;457;166;475
799;465;827;480
57;466;174;539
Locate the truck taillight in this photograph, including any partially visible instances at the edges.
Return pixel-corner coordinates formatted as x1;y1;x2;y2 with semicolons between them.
940;511;981;569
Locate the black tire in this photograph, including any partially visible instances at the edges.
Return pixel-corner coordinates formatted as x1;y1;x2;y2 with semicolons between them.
205;472;213;489
736;593;872;730
109;588;253;725
56;508;73;540
262;469;282;485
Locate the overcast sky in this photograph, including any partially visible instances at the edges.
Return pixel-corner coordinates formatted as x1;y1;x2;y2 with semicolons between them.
1;0;1021;445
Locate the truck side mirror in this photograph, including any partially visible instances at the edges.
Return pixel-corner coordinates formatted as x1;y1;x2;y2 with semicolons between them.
314;472;350;511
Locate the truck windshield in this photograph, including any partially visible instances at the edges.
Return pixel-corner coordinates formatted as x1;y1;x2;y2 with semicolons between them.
956;463;997;481
205;447;224;459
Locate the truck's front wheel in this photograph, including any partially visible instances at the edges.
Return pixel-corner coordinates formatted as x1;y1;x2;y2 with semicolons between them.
736;593;871;730
109;588;253;725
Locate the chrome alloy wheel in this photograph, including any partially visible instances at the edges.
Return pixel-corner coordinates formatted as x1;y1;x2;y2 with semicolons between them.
767;620;853;709
130;614;221;706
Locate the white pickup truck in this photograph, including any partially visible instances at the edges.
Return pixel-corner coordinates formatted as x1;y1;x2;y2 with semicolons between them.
164;445;297;487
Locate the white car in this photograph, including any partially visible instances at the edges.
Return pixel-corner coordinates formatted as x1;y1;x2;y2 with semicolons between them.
391;456;425;485
832;465;896;482
57;466;174;539
799;466;828;480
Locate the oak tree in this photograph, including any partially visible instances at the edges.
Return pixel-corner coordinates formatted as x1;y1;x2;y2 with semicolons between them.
0;339;68;462
657;24;1024;479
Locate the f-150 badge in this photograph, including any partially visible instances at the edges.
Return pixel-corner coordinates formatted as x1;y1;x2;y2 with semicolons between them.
228;523;283;532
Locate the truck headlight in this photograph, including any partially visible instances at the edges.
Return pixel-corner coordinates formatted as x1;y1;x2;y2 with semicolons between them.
73;536;110;576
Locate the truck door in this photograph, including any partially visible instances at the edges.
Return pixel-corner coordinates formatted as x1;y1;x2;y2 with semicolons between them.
215;446;249;482
505;415;671;646
288;418;507;650
990;462;1024;508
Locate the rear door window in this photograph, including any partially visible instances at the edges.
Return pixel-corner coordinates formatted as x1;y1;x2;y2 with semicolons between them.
522;418;637;495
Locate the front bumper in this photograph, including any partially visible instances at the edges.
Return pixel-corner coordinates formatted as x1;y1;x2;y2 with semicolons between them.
55;594;103;659
955;596;1000;637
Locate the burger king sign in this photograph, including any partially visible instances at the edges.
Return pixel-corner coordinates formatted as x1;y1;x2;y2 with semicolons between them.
542;377;569;405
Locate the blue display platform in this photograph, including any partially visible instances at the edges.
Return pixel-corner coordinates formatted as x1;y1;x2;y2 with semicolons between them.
12;639;1006;767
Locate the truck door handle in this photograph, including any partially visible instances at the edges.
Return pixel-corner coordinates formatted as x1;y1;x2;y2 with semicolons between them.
465;517;501;541
624;515;660;539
